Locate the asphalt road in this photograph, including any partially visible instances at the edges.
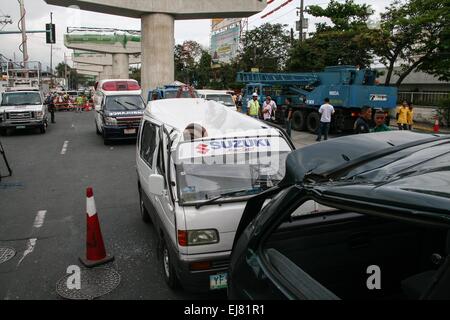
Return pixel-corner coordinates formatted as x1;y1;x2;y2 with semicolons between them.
0;110;357;300
0;111;225;300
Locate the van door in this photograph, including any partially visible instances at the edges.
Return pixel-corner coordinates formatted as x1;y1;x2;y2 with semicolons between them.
154;125;177;247
95;93;104;131
137;121;161;220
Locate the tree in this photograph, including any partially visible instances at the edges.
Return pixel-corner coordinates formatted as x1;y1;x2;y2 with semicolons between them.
196;51;212;88
372;0;449;86
287;0;376;71
307;0;373;32
174;40;204;84
238;23;291;72
130;66;141;83
55;62;68;78
54;62;83;89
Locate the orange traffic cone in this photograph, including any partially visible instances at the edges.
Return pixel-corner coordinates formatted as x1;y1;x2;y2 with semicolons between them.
434;117;440;133
79;187;114;268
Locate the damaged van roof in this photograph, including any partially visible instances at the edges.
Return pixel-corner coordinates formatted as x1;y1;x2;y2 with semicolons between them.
146;98;278;139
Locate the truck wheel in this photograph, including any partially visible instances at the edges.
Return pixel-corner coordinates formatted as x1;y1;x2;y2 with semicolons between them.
40;124;47;134
160;237;180;289
306;112;320;134
139;186;152;224
291;111;306;131
0;129;6;136
96;123;101;135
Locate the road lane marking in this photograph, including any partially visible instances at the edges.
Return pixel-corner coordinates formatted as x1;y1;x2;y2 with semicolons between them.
17;238;37;266
33;210;47;229
17;210;47;266
61;141;69;155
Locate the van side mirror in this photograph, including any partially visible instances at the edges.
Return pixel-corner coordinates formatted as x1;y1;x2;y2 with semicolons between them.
149;174;165;196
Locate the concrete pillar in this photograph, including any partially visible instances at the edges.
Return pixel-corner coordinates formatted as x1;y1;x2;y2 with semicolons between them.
112;53;130;79
103;65;113;78
141;13;175;98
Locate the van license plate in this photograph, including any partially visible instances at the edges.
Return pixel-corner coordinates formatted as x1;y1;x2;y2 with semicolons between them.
124;128;136;135
210;273;227;290
16;126;26;129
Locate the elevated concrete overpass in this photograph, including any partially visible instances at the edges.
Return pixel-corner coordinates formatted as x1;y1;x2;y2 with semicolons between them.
65;34;141;79
45;0;266;97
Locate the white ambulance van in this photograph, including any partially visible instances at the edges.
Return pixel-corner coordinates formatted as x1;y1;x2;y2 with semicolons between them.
93;79;145;145
136;98;294;292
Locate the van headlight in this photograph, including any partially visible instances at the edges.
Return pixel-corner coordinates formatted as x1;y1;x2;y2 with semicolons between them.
104;117;117;125
36;111;44;119
178;229;219;246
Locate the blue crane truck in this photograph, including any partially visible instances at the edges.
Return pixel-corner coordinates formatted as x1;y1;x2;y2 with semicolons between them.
236;66;398;133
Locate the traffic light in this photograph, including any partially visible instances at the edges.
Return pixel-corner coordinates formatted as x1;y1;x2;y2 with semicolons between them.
46;23;56;44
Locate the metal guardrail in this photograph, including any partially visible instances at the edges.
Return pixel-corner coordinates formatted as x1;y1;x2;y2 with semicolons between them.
398;91;450;107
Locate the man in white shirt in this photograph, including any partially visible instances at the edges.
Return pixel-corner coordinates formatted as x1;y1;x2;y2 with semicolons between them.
262;96;277;121
316;98;335;142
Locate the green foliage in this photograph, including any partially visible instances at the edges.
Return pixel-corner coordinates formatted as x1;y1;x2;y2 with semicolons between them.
437;98;450;127
306;0;374;32
129;66;141;83
54;62;82;90
372;0;449;86
174;40;204;85
238;23;291;72
287;0;375;72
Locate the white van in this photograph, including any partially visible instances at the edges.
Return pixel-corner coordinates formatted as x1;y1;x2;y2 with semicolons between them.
0;87;48;135
136;98;294;292
197;90;237;111
93;79;145;145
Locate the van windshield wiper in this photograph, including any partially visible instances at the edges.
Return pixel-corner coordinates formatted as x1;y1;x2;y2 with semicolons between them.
124;101;143;109
194;188;255;209
114;99;132;110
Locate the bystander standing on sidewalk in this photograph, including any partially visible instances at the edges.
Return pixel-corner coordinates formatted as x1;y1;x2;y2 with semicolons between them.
247;93;261;119
237;91;243;113
75;95;84;113
372;110;391;132
407;102;414;130
397;101;409;130
262;96;277;122
316;98;335;142
354;106;372;134
284;97;293;138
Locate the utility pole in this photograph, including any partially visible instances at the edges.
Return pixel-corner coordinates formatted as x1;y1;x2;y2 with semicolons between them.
18;0;29;71
299;0;305;42
64;53;68;89
50;12;53;88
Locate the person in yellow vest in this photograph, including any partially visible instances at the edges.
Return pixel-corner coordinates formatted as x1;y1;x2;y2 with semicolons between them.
407;102;414;130
396;101;409;130
247;93;261;119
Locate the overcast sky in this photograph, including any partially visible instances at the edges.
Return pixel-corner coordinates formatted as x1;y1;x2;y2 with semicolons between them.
0;0;391;70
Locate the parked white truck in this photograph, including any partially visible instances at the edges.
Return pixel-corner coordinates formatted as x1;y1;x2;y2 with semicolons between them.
0;87;48;135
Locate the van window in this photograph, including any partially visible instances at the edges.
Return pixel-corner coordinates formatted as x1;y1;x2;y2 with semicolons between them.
105;95;145;111
205;94;235;107
140;121;159;168
176;137;292;203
